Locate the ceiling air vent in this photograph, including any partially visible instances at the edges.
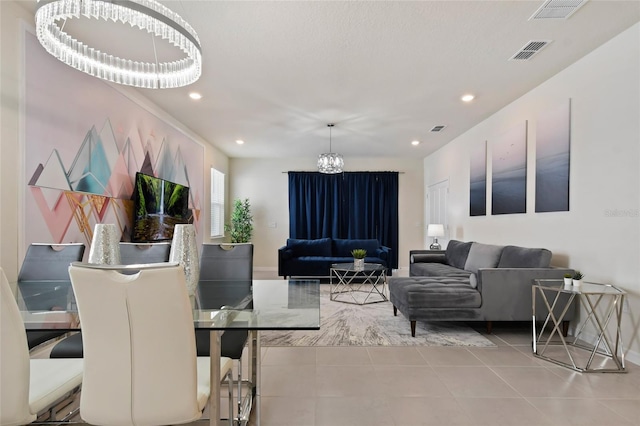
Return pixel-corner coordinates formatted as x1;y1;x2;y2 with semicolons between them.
509;40;551;61
529;0;588;20
430;125;446;133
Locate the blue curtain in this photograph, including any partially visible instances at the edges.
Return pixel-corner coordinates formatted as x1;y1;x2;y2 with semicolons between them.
288;171;399;269
288;172;342;239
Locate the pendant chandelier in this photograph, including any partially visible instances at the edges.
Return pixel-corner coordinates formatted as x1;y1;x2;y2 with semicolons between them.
318;123;344;174
35;0;202;89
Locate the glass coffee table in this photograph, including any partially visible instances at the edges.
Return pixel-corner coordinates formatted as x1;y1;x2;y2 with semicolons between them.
330;263;388;305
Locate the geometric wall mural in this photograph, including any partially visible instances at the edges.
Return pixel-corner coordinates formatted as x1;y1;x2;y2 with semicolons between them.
491;121;528;215
24;32;203;251
535;100;571;212
469;141;487;216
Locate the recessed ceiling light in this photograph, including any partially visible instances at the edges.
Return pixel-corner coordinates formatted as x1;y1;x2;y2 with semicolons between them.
461;94;475;102
236;140;245;145
411;140;420;146
189;92;202;100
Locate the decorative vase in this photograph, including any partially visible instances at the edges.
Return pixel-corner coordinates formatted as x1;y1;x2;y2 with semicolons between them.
88;223;121;265
170;224;200;302
353;258;365;271
563;277;573;289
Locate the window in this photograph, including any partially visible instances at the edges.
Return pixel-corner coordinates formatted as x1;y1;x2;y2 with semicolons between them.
210;168;225;237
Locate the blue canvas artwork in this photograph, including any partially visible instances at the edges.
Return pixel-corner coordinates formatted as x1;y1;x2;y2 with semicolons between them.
470;141;487;216
535;101;570;212
492;122;527;215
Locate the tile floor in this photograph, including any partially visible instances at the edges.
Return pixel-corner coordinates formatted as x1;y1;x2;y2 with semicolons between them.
245;271;639;426
248;326;640;426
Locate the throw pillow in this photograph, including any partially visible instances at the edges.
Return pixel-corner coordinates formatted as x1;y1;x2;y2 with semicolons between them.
445;240;473;270
286;238;332;257
332;239;380;257
464;243;504;273
497;246;552;268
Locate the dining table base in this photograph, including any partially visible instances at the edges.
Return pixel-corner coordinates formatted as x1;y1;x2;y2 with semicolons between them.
210;330;260;426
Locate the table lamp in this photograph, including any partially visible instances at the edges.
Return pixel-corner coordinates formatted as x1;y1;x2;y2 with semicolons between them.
427;224;445;250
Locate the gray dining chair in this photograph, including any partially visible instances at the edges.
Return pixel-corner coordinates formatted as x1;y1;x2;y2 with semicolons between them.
68;262;233;426
49;242;172;358
17;243;85;350
1;267;83;425
197;243;253;422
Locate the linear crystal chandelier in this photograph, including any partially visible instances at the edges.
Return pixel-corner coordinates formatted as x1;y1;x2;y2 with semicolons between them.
318;124;344;174
35;0;202;89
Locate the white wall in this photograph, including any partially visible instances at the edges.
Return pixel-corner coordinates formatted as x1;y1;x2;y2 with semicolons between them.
0;1;31;282
424;23;640;362
229;157;425;272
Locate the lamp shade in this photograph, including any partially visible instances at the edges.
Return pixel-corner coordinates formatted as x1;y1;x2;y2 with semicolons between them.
427;224;445;238
88;224;121;265
169;224;200;300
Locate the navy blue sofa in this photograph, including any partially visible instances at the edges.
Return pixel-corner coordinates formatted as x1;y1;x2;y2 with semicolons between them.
278;238;392;278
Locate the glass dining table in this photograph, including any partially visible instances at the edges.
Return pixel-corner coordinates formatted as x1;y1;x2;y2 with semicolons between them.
15;277;321;426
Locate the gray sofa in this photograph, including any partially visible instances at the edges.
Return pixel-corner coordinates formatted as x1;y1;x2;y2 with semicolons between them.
389;240;575;336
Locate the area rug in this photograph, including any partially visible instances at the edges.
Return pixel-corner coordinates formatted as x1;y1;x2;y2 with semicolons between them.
260;286;495;347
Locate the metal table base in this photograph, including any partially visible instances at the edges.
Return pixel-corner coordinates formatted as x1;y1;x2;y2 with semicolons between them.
532;280;626;373
330;263;388;305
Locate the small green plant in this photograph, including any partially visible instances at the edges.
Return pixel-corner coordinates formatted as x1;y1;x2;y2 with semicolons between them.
563;273;572;279
225;198;253;243
572;270;584;280
351;249;367;259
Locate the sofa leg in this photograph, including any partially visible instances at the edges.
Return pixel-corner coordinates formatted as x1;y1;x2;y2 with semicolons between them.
562;321;569;337
410;321;416;337
393;305;397;316
486;321;493;334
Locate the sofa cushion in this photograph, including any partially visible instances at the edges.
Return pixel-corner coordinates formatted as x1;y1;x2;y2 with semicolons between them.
445;240;473;270
286;238;331;257
464;243;504;274
332;239;380;257
497;245;552;268
410;262;471;277
389;277;481;308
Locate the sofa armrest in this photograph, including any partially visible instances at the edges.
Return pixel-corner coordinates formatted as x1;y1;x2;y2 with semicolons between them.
376;246;391;262
278;246;294;277
477;268;575;321
410;250;446;264
278;246;294;261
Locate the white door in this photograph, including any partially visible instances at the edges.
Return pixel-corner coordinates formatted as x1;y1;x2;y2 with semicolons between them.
426;179;449;247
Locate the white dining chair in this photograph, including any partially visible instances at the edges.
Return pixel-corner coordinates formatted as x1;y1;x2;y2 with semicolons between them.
49;241;172;358
0;267;83;426
68;262;233;426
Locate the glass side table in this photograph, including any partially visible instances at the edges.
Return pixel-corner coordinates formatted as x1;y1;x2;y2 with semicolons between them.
330;263;388;305
532;279;626;373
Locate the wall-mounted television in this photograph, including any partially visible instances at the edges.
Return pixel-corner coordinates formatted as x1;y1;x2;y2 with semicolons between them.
131;172;192;242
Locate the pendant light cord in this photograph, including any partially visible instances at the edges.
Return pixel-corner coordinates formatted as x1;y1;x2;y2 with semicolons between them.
328;123;334;153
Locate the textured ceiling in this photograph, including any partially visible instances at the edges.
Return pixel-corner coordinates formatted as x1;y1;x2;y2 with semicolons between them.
27;1;640;159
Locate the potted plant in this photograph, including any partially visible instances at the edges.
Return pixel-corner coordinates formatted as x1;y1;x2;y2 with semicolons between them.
351;248;367;271
225;198;253;243
563;273;573;288
572;270;584;288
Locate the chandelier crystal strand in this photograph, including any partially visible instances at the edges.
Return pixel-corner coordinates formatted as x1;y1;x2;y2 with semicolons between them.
35;0;202;89
318;123;344;174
